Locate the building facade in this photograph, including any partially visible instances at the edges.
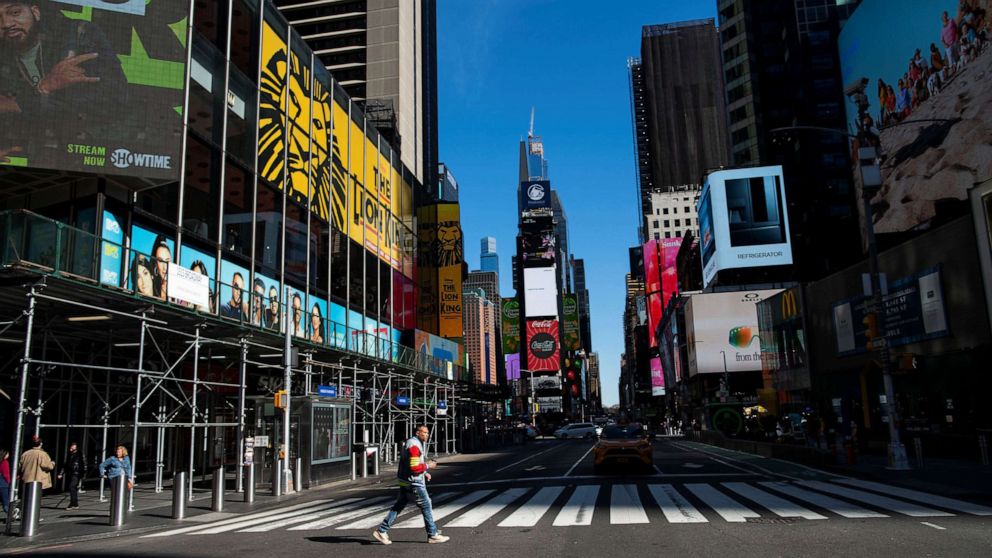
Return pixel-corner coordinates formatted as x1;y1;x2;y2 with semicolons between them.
463;289;498;385
644;187;701;241
480;236;499;274
275;0;439;187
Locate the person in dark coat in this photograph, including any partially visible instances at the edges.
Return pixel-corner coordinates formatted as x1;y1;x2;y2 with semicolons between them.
57;441;85;510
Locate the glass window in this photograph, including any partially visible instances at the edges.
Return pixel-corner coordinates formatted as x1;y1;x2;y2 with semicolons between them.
365;250;379;318
193;0;229;52
226;68;258;168
348;241;364;311
331;227;347;304
663;208;669;215
285;199;307;286
664;220;670;227
189;36;227;146
379;260;391;324
223;159;253;257
311;403;351;464
230;0;260;83
182;135;221;242
135;180;179;226
255;181;282;274
311;213;329;295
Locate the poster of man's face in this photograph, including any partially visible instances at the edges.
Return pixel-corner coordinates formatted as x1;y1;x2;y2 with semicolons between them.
0;0;189;176
129;225;173;302
219;260;250;321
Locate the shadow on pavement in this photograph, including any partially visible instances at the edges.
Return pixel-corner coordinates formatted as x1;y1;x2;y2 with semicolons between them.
306;536;377;546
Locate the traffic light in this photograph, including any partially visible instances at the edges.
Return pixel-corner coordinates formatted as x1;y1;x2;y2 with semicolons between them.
863;312;879;351
274;389;287;409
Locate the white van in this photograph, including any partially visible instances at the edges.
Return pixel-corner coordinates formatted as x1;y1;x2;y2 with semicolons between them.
554;423;602;439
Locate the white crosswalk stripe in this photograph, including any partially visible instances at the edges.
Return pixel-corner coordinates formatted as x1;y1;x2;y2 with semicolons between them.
553;485;599;526
796;481;954;517
140;479;983;537
759;481;887;518
722;482;826;520
498;486;565;527
610;484;649;524
833;479;992;516
392;490;495;529
685;483;759;522
446;488;530;527
648;484;708;523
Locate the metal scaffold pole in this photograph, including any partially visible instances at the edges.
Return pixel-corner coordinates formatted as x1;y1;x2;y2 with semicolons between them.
189;326;200;500
5;282;40;536
236;337;248;493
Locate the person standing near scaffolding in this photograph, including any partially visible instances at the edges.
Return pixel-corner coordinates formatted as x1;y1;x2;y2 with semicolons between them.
98;446;133;490
57;442;85;510
372;425;449;545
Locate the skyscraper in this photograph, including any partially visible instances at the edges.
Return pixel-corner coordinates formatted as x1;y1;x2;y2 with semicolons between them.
463;289;498;385
480;237;499;274
275;0;439;186
629;19;730;240
573;259;592;354
464;271;500;307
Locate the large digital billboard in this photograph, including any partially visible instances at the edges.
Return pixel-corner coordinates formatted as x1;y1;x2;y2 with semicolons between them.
526;319;559;372
0;0;190;178
524;266;557;317
840;0;989;234
562;294;581;351
650;357;665;396
700;166;792;287
685;289;782;376
519;180;551;212
644;238;682;348
501;298;520;354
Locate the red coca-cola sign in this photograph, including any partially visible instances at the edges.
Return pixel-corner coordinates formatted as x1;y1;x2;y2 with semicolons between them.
527;319;559;372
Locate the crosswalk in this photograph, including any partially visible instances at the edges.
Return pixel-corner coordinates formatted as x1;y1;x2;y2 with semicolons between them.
143;479;992;538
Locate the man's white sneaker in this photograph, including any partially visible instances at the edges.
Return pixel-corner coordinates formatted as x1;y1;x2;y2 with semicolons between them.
372;530;392;545
427;533;450;544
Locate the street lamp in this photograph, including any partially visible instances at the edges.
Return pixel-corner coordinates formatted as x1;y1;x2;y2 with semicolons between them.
770;115;910;470
718;350;729;400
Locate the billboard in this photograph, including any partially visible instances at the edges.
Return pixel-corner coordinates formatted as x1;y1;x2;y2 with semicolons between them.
526;319;560;372
536;396;562;413
0;1;189;178
832;267;949;355
501;298;521;354
505;353;520;381
436;203;463;338
650;357;665;396
562;294;581;351
519;180;551;212
699;166;792;287
524;266;557;317
839;0;989;234
531;374;561;391
685;289;782;376
644;238;682;348
129;224;173;302
219;259;250;322
179;245;216;314
522;231;556;266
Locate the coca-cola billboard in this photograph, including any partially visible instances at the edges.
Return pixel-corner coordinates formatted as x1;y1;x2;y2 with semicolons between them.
526;319;560;372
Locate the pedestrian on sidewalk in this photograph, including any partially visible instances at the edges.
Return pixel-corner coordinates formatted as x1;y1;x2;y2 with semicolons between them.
19;436;55;491
0;448;11;516
98;446;133;490
57;442;86;510
372;425;449;545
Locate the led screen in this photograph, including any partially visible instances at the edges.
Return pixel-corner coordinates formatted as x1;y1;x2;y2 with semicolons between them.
524;266;557;317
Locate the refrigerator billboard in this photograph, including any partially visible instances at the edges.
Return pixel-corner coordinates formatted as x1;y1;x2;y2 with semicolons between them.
839;0;987;234
699;166;793;287
526;319;560;372
685;289;782;376
0;0;190;178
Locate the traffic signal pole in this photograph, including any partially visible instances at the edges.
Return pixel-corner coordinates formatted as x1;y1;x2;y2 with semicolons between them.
863;189;910;471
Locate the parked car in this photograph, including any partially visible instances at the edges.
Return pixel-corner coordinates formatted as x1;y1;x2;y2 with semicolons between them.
593;425;653;473
554;422;601;439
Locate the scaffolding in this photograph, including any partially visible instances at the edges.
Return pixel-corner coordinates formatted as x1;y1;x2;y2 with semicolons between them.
0;276;460;535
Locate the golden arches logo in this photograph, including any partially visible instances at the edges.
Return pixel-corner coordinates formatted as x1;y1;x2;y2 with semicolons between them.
781;289;799;319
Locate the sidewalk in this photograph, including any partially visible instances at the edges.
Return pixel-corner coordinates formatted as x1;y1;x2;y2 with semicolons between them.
0;449;494;550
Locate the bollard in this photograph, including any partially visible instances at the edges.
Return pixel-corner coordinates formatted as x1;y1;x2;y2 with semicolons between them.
244;463;255;504
172;472;187;519
372;447;379;476
361;446;369;478
980;435;989;466
109;475;127;527
914;437;924;469
272;460;283;496
294;458;303;492
20;481;42;537
212;467;224;512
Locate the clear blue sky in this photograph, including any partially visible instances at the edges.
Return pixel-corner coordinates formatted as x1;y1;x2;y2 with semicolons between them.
437;0;717;407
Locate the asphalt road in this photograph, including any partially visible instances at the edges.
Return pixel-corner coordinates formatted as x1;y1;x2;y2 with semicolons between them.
13;438;992;557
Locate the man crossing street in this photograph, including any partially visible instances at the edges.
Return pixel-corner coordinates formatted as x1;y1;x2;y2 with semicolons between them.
373;425;449;544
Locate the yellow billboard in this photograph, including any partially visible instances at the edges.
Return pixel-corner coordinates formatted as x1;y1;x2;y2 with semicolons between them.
348;118;365;246
436;203;463;339
258;21;287;192
330;100;349;233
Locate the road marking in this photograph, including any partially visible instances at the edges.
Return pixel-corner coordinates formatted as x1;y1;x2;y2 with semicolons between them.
685;483;759;522
921;521;946;530
238;498;371;532
834;479;992;516
524;465;546;472
648;484;708;523
290;500;397;531
682;463;704;469
564;443;597;477
143;499;335;537
671;441;803;481
498;486;565;527
797;481;954;517
553;485;599;526
445;488;530;527
393;490;495;529
334;492;460;530
653;465;664;475
610;484;649;524
194;501;350;535
759;482;887;518
722;482;826;520
494;445;560;473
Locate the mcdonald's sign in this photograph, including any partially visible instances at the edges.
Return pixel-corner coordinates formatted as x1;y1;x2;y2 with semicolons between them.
781;288;801;320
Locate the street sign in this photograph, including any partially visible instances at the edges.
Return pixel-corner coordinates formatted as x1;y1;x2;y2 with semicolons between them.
254;435;270;447
244;437;254;465
437;400;448;416
396;395;410;406
317;385;337;398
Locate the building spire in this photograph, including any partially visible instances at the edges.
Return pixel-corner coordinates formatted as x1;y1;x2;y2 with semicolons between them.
529;106;536;138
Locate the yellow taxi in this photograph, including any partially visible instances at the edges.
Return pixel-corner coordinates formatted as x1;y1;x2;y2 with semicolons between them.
592;425;653;473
